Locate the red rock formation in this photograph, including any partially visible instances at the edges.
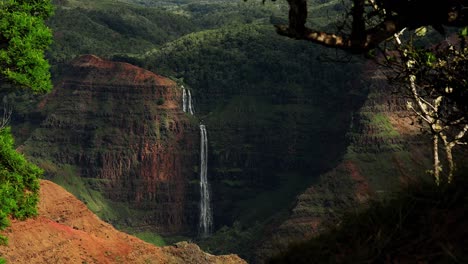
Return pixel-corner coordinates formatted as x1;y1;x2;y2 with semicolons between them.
0;180;246;264
25;55;197;234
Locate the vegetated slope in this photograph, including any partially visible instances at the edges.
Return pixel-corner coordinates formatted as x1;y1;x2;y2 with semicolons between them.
119;0;344;29
140;23;367;260
268;173;468;264
119;0;286;28
47;0;198;66
22;55;198;235
0;180;246;264
254;64;434;263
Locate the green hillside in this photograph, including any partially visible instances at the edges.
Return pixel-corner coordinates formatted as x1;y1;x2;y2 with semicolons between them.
47;2;198;66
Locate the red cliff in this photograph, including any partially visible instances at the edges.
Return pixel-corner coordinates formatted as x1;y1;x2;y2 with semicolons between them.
24;55;198;234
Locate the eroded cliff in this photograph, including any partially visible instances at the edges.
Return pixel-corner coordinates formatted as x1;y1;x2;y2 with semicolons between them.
23;55;198;234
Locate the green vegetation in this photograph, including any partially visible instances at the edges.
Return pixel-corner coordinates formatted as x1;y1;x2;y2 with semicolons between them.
0;128;42;244
8;1;463;263
133;232;167;247
34;161;156;224
198;221;263;258
41;163;119;221
0;0;54;92
11;2;364;260
47;3;198;66
269;173;468;264
0;0;53;252
136;22;364;260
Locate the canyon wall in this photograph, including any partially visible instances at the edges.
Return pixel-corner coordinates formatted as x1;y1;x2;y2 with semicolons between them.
23;55;198;234
254;65;432;262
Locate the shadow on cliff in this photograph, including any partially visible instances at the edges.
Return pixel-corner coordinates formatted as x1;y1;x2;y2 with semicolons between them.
268;169;468;264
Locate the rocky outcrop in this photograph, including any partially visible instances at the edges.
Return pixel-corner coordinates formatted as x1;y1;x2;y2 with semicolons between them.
254;65;431;263
24;55;198;234
0;180;246;264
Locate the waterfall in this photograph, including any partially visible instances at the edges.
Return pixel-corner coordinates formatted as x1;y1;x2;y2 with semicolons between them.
199;124;212;236
182;87;187;113
181;85;212;236
187;89;194;115
181;86;194;115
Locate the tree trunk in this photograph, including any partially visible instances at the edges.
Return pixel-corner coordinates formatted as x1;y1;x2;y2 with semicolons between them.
433;134;441;185
445;144;454;184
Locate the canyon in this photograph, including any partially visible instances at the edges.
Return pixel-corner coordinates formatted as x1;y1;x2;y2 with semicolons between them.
13;52;438;263
2;0;467;263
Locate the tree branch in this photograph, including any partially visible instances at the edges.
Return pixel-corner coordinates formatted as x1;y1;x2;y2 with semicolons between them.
275;0;468;53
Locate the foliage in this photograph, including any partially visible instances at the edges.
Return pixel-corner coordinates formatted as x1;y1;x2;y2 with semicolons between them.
46;4;198;66
387;34;468;125
0;0;52;249
132;231;166;247
269;172;468;263
198;221;263;260
0;127;42;244
0;0;54;93
380;30;468;185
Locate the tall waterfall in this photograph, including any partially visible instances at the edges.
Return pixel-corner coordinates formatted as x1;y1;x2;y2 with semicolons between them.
181;86;194;115
182;88;187;113
181;85;212;236
199;124;212;236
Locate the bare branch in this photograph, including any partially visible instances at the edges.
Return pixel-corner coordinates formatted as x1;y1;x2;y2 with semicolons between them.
0;102;12;130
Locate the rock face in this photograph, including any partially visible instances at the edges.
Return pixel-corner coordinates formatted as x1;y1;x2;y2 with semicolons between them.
0;180;246;264
254;64;432;263
24;55;198;234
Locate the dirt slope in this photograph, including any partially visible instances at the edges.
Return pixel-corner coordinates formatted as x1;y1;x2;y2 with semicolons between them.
0;180;245;264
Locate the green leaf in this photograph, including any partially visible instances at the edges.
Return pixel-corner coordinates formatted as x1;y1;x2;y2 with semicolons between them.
415;27;427;37
425;52;436;66
460;27;468;37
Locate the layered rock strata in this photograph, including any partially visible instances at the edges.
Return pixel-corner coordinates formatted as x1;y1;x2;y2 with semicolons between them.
24;55;197;234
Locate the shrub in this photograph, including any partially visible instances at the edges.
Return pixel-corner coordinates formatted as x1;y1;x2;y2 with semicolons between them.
0;127;42;244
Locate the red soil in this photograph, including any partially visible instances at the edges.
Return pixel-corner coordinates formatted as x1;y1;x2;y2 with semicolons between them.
0;180;245;264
